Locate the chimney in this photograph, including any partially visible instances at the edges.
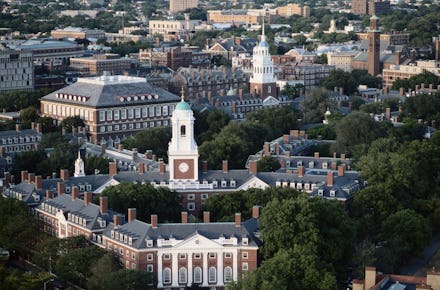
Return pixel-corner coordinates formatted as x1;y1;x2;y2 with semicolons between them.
158;160;165;174
16;124;21;132
427;272;440;290
28;172;35;184
203;211;210;223
327;171;334;187
57;181;65;195
21;170;28;183
128;208;136;222
109;162;117;177
235;213;241;227
333;152;337;158
36;123;42;133
45;190;53;200
264;142;270;156
314;152;319;159
249;160;257;174
118;144;124;151
340;153;346;160
352;280;365;290
252;206;260;219
283;134;289;144
113;214;123;226
222;160;228;173
35;175;42;190
365;267;377;290
31;122;35;130
339;87;344;96
291;130;299;139
71;186;79;200
181;211;188;224
138;162;145;174
386;107;391;120
338;165;345;177
100;196;108;214
84;192;92;205
151;214;158;228
202;160;208;173
298;166;305;177
60;169;69;181
421;83;425;90
275;143;280;155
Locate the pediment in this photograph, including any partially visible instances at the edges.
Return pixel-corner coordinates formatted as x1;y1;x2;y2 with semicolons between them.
173;233;223;250
237;175;269;190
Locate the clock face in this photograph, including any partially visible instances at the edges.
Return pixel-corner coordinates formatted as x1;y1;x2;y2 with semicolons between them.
178;162;189;173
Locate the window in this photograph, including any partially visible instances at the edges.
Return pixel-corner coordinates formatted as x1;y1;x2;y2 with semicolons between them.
194;253;201;259
99;111;105;121
194;267;202;283
179;253;186;259
242;252;248;259
201;194;208;200
179;267;187;284
242;238;248;246
163;268;171;284
114;110;119;120
119;248;123;255
147;264;153;272
209;252;216;259
163;253;171;260
142;107;147;117
242;262;248;271
163;106;168;116
155;106;161;116
147;254;153;261
128;108;134;119
146;240;153;247
208;267;216;283
121;109;127;119
180;125;186;136
224;266;233;282
135;108;140;118
187;203;195;211
131;253;136;260
187;194;195;200
106;110;112;121
224;252;232;259
148;107;154;117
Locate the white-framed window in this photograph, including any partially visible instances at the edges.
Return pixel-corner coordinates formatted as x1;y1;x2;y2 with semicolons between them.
147;264;153;272
221;180;227;187
129;123;134;130
224;252;232;259
135;108;140;118
208;267;216;283
163;268;171;284
162;106;168;116
106;110;112;121
119;248;123;255
201;194;208;200
163;253;171;260
121;109;127;120
142;107;147;117
193;267;202;283
187;194;195;200
107;125;112;132
209;252;216;259
114;110;120;120
100;126;105;132
147;253;153;261
128;108;134;119
131;253;136;260
179;253;186;259
242;238;248;245
146;240;153;247
194;253;201;259
148;107;154;117
99;111;105;121
115;124;120;131
179;267;187;284
155;106;161;116
187;203;195;211
242;252;248;259
242;262;248;271
224;266;233;283
122;124;127;130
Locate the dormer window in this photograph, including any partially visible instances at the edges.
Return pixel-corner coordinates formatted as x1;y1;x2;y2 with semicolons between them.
146;239;153;247
309;161;314;168
83;219;87;226
86;184;92;191
212;180;218;188
318;189;324;196
297;161;302;167
129;237;133;245
242;238;248;245
111;230;115;238
221;180;227;188
322;162;328;169
330;190;336;197
230;180;236;187
124;235;128;243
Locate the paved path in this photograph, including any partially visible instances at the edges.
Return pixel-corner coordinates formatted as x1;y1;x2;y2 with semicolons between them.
401;234;440;275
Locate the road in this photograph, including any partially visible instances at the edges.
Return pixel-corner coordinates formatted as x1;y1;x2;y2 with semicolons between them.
401;234;440;275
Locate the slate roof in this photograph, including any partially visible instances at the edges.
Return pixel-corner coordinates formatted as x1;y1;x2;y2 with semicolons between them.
0;129;41;139
103;217;260;250
41;76;180;108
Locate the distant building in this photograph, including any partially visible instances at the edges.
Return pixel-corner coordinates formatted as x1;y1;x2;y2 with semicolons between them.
327;51;358;72
0;46;34;93
351;0;390;15
51;27;105;40
139;46;210;70
169;0;199;14
382;60;440;89
285;48;317;64
69;54;133;76
40;74;180;144
367;15;381;76
206;37;258;61
9;38;83;67
149;16;201;42
207;10;263;26
276;4;310;18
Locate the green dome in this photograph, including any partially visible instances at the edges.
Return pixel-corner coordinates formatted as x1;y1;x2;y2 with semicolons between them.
176;100;191;111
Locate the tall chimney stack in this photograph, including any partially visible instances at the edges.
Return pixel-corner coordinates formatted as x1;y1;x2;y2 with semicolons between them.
100;196;108;214
128;208;137;222
203;211;210;223
151;214;158;228
235;213;241;227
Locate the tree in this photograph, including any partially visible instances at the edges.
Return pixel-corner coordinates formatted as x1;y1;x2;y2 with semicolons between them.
85;156;110;175
301;88;333;123
59;116;85;132
100;270;153;290
19;107;37;129
123;127;171;162
315;54;328;64
199;134;249;169
37;116;56;133
101;183;182;223
335;112;384;155
280;83;304;99
193;109;230;144
257;156;281;172
87;254;121;290
391;71;440;90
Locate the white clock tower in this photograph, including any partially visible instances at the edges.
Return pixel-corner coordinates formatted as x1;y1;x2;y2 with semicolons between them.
168;90;199;181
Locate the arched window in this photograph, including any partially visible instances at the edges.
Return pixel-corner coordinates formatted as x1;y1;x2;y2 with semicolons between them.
179;267;187;284
194;267;202;283
208;266;216;283
163;268;171;284
268;86;271;93
224;266;232;283
180;125;186;136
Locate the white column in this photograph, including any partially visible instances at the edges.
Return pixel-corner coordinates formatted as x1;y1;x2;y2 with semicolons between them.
187;252;193;286
202;252;208;286
232;249;238;281
157;253;163;288
217;251;224;286
172;253;178;287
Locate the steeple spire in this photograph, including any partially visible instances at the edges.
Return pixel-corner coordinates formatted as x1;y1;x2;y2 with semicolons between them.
261;16;266;42
180;86;185;102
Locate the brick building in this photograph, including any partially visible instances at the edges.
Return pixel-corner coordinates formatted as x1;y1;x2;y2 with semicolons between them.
51;27;105;40
0;46;34;93
69;54;133;76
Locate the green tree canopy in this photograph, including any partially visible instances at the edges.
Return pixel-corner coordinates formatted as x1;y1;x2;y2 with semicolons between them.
123;127;171;162
257;156;281;172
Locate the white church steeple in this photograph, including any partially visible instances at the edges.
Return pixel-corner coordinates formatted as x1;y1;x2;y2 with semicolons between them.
250;18;277;99
168;88;199;181
74;150;85;177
